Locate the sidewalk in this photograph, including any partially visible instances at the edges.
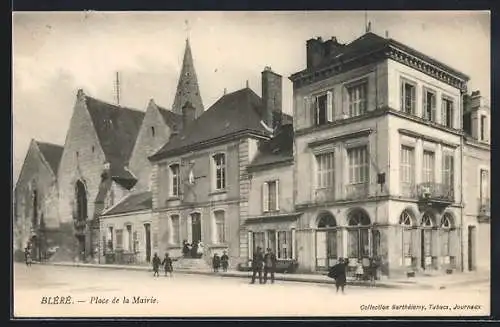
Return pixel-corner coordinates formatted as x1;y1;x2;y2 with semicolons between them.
38;261;490;290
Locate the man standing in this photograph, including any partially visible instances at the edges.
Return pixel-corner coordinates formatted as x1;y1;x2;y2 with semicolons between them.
328;258;348;294
250;246;264;284
263;248;277;284
152;253;161;277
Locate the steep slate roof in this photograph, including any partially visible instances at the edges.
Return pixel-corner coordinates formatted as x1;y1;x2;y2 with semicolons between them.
102;191;152;216
84;96;144;189
291;32;469;81
36;141;64;175
248;124;294;169
157;105;183;131
150;87;272;160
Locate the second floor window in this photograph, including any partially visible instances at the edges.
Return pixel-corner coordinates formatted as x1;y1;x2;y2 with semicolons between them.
263;180;279;212
348;146;369;184
400;146;414;185
169;164;180;197
347;83;367;117
480;169;489;202
213;153;226;190
442;97;454;128
423;89;436;122
401;80;416;114
422;151;435;183
316;152;335;188
442;154;454;191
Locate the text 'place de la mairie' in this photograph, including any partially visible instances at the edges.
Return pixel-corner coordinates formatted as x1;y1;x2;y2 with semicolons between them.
14;28;490;282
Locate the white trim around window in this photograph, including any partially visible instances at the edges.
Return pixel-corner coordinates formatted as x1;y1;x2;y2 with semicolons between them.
211;152;227;192
168;162;181;197
262;180;280;213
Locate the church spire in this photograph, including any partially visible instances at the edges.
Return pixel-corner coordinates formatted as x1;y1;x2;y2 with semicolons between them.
171;38;204;119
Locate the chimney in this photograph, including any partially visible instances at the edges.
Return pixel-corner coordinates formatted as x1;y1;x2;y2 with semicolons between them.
323;36;344;58
306;37;325;69
182;101;196;128
261;66;283;129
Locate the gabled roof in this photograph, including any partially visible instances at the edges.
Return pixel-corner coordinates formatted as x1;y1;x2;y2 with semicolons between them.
149;87;272;160
248;124;294;170
101;191;152;216
84;95;145;168
157;105;183;131
35;141;64;175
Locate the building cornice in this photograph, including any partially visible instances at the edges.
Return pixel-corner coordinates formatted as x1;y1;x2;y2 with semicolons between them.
308;128;373;148
290;43;468;92
398;129;460;148
247;157;294;173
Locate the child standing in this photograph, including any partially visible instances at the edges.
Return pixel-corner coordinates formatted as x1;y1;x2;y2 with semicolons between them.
355;259;364;281
152;253;161;277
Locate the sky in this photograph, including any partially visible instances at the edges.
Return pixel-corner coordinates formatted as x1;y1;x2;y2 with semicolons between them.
12;11;490;185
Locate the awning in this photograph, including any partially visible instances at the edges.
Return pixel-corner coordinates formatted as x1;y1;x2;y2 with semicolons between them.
244;213;302;231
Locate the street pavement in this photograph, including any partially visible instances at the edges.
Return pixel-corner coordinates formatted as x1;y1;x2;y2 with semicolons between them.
13;263;490;318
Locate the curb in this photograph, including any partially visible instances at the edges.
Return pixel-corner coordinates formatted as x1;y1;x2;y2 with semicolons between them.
38;262;421;289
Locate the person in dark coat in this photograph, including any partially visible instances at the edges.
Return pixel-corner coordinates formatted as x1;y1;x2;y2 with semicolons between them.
328;258;348;294
182;240;191;258
250;247;264;284
212;253;221;272
220;251;229;272
24;246;32;266
152;253;161;277
191;241;198;258
263;248;277;284
162;253;173;277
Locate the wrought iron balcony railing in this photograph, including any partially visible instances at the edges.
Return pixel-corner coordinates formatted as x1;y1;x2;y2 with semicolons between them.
400;183;418;198
314;187;336;203
345;183;369;200
478;197;490;216
417;182;454;203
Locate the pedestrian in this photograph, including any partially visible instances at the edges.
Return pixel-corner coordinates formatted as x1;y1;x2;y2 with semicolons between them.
182;240;190;258
355;259;364;281
24;246;32;267
197;241;204;258
328;258;347;294
263;248;277;284
162;253;173;277
250;246;264;284
152;253;161;277
191;241;198;258
220;251;229;272
212;253;221;273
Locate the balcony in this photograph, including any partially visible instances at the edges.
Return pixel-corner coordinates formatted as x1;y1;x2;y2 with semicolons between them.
314;187;336;203
417;182;454;204
400;183;418;198
345;183;369;200
478;198;490;223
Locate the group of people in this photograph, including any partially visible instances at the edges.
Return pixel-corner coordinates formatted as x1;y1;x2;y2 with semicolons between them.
250;247;277;284
182;240;204;258
152;252;174;277
211;251;229;272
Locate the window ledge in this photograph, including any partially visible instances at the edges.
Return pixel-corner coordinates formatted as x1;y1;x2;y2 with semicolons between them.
262;210;280;215
209;190;227;196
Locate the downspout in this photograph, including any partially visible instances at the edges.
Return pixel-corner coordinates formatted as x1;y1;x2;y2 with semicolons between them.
459;92;465;272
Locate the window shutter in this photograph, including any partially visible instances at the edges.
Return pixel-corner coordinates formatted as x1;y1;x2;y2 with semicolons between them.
187;215;192;243
291;229;296;259
400;81;404;111
422;91;427;119
303;96;309;123
326;91;333;122
247;231;253;260
275;180;280;211
311;97;317;125
441;100;446;126
262;182;269;213
431;95;436;122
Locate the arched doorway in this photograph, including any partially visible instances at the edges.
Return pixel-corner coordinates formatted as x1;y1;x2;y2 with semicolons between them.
74;180;88;260
315;212;338;270
440;213;456;268
420;212;436;270
400;210;416;268
347;209;371;261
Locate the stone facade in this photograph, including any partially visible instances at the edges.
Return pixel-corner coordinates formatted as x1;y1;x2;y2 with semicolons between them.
14;140;62;260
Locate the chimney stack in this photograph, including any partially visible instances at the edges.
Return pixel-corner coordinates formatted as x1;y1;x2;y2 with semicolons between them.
261;66;283;129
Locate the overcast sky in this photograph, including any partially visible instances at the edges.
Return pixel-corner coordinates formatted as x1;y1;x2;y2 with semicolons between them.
12;11;490;184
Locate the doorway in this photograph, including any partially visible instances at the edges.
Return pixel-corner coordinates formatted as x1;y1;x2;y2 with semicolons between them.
468;226;476;271
191;213;202;243
76;235;85;261
144;223;151;262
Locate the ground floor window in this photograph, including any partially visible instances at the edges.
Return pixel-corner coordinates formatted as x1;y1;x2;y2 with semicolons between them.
277;231;293;259
347;228;369;258
253;232;265;253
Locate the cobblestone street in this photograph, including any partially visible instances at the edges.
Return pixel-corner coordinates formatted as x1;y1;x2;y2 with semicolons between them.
13;263;489;317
